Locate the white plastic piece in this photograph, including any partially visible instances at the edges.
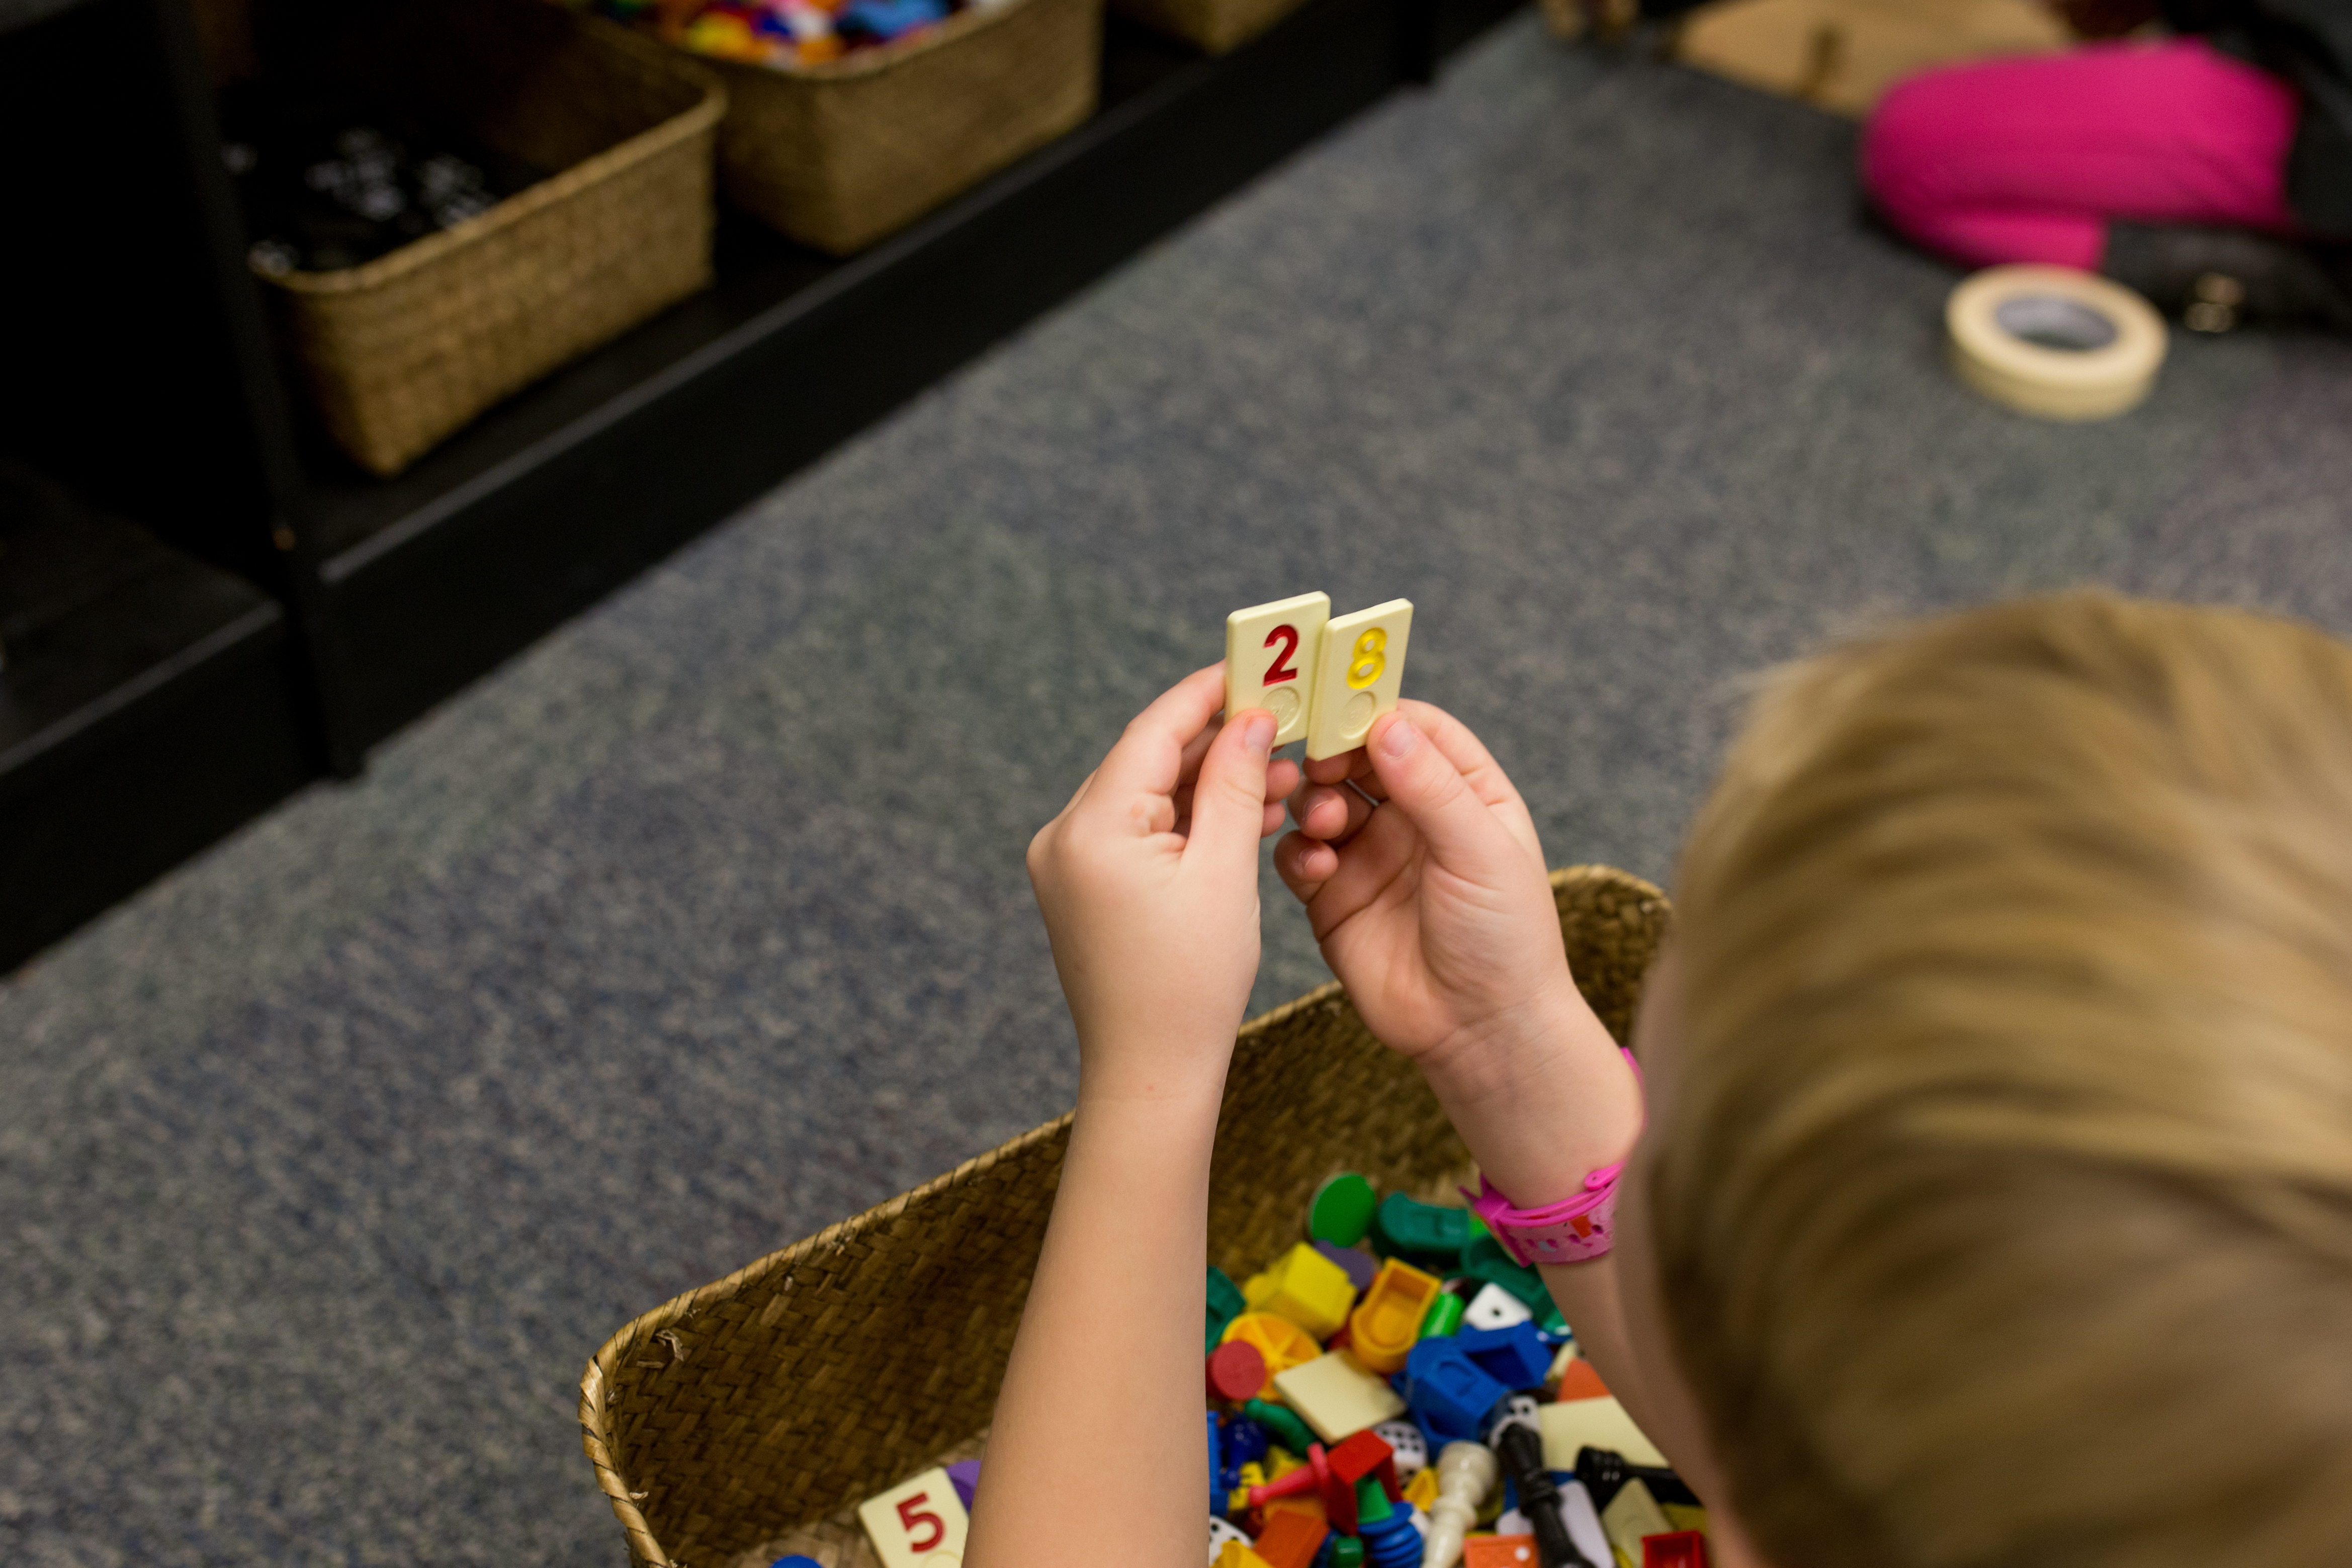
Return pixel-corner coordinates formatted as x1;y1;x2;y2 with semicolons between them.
1463;1281;1533;1331
1207;1515;1254;1563
1494;1507;1532;1537
1946;265;2167;421
858;1467;971;1568
1225;591;1329;747
1420;1441;1499;1568
1374;1419;1430;1476
1558;1478;1612;1568
1273;1348;1407;1442
1304;598;1412;760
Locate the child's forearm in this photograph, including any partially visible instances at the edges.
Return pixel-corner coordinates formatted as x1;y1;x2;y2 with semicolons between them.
965;1073;1225;1568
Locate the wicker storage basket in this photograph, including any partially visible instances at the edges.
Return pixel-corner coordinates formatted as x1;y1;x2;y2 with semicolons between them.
579;863;1672;1568
1109;0;1307;56
255;0;725;477
705;0;1100;256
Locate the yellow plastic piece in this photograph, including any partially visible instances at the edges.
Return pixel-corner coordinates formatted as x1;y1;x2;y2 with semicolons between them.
1272;1349;1408;1443
1601;1479;1674;1568
1215;1543;1276;1568
1662;1504;1709;1536
1244;1243;1358;1342
1403;1466;1440;1511
1222;1313;1321;1380
1538;1395;1669;1470
1267;1447;1304;1480
1346;1257;1444;1374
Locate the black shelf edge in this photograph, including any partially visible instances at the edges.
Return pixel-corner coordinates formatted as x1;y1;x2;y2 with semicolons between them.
311;0;1422;752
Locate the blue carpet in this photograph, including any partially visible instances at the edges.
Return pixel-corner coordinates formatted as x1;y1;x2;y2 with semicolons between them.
6;15;2351;1564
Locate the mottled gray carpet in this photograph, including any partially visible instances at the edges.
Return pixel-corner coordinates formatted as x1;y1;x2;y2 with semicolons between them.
7;14;2352;1565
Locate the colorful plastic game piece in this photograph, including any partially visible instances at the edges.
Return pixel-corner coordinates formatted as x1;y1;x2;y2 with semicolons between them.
1418;1439;1498;1568
1252;1509;1331;1568
1661;1506;1709;1537
1463;1538;1536;1567
1224;1312;1321;1379
1419;1288;1466;1339
1329;1536;1366;1568
1209;1515;1256;1562
1309;1173;1379;1247
1352;1475;1423;1567
1304;599;1412;761
945;1458;980;1510
1455;1322;1552;1391
1602;1481;1674;1568
1538;1397;1670;1470
1326;1428;1405;1505
770;1558;826;1568
1401;1465;1439;1510
1346;1257;1444;1374
1462;1281;1534;1332
1245;1398;1318;1456
1372;1193;1474;1260
1214;1542;1276;1568
1554;1358;1609;1403
1210;1266;1250;1353
1273;1350;1408;1443
1227;592;1331;748
1403;1337;1510;1442
857;1466;969;1568
1642;1531;1710;1568
1211;1340;1273;1403
1313;1240;1380;1292
1369;1419;1427;1476
1246;1242;1359;1341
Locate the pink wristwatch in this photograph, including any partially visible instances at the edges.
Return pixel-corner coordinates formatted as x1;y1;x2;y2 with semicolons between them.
1464;1048;1641;1267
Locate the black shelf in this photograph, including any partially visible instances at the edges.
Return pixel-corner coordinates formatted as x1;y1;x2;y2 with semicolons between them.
0;0;1523;973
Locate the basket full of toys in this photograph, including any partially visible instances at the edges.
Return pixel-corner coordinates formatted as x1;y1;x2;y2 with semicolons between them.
228;0;724;477
579;865;1707;1568
563;0;1101;255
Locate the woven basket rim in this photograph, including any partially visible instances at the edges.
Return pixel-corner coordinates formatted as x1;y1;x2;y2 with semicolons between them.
713;0;1057;84
259;21;725;297
576;862;1666;1565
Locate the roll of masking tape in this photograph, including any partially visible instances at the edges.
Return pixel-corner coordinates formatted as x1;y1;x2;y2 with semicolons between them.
1946;265;2167;421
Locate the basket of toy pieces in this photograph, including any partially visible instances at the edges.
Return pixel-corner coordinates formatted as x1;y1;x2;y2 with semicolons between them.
231;0;723;478
579;864;1707;1568
563;0;1099;255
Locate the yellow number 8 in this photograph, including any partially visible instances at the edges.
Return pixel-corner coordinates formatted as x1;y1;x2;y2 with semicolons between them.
1346;627;1386;689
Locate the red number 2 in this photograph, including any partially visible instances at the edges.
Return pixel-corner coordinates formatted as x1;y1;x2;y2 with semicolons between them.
896;1493;946;1553
1262;624;1301;685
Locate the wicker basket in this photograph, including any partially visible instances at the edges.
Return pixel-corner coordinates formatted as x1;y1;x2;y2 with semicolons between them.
254;0;725;478
1109;0;1308;56
579;864;1672;1568
705;0;1100;256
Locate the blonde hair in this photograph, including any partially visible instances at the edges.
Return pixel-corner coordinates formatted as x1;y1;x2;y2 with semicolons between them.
1654;591;2352;1568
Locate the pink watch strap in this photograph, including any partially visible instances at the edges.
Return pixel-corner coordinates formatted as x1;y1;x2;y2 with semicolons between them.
1464;1048;1641;1267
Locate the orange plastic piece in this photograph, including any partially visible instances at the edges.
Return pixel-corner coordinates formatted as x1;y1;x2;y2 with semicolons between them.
1556;1358;1612;1402
1464;1536;1538;1567
1222;1313;1320;1379
1346;1258;1445;1375
1252;1511;1331;1568
1263;1494;1327;1525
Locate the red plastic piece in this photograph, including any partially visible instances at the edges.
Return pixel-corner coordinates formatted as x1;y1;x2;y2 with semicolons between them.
1209;1340;1270;1403
1326;1429;1403;1506
1642;1531;1711;1568
1252;1510;1330;1568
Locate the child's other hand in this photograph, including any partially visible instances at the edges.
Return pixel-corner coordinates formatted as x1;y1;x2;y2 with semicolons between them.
1028;665;1300;1106
1275;701;1579;1073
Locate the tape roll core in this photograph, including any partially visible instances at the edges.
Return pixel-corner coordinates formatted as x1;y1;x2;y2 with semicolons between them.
1946;265;2167;421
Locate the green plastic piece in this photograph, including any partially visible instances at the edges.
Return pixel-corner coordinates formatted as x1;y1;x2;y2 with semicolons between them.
1374;1192;1475;1260
1356;1475;1392;1524
1329;1537;1365;1568
1308;1172;1379;1248
1244;1398;1317;1456
1207;1265;1247;1353
1419;1290;1465;1339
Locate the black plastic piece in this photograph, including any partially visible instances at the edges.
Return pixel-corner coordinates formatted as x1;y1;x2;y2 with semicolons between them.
1574;1445;1704;1512
1496;1422;1602;1568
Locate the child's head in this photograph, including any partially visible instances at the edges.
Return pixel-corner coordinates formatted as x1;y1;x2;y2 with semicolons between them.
1631;591;2352;1568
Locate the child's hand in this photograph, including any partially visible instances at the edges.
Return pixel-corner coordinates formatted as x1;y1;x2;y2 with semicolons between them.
1027;665;1300;1106
1275;702;1639;1195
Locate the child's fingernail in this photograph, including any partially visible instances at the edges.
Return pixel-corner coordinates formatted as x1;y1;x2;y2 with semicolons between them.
1379;714;1419;758
1243;715;1276;755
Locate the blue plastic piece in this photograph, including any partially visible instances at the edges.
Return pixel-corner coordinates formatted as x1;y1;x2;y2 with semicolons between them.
1456;1322;1553;1391
1402;1338;1510;1442
1359;1509;1423;1567
837;0;946;37
1209;1412;1225;1512
770;1558;825;1568
1223;1415;1270;1471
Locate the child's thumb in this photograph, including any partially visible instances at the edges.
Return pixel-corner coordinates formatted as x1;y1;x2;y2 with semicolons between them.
1184;710;1278;868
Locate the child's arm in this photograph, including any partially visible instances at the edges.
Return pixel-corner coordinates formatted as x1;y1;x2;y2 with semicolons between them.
965;665;1294;1568
1277;703;1724;1499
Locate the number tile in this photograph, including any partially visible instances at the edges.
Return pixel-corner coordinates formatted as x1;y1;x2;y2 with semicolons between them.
858;1466;971;1568
1225;592;1330;748
1303;599;1411;761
